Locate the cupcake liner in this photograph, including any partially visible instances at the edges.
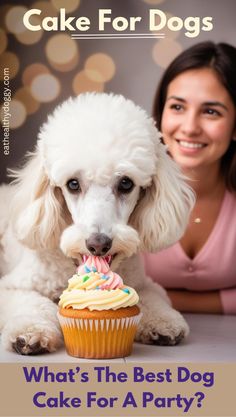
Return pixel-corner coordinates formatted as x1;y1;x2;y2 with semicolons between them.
57;312;142;359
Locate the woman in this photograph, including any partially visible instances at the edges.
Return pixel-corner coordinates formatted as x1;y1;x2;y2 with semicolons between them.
144;41;236;314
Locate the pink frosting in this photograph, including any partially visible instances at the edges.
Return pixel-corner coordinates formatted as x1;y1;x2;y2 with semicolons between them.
99;272;123;290
77;255;124;290
78;255;110;274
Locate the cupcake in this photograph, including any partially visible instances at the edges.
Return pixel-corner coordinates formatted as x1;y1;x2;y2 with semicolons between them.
57;256;141;359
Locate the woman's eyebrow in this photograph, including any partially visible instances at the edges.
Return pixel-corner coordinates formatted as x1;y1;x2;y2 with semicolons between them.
167;96;228;111
203;101;228;111
167;95;185;102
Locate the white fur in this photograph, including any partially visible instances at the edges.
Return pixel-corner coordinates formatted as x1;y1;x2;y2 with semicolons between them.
0;93;195;354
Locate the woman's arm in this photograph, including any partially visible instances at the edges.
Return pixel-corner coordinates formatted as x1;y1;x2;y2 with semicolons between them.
167;289;223;314
220;289;236;314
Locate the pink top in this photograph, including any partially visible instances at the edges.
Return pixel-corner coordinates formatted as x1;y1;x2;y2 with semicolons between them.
143;191;236;314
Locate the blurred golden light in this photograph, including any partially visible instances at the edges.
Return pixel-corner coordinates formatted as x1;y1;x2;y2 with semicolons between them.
16;14;43;44
33;1;58;19
142;0;165;4
9;99;27;129
51;0;80;13
5;6;28;35
72;70;104;95
30;73;61;102
0;5;12;31
0;29;8;54
22;63;50;86
152;39;182;68
85;53;115;83
14;87;40;115
45;34;79;72
0;52;20;80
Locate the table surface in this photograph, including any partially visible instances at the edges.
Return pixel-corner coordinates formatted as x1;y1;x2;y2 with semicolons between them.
0;314;235;363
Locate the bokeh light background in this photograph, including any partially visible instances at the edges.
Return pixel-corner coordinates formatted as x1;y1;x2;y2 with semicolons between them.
0;0;236;181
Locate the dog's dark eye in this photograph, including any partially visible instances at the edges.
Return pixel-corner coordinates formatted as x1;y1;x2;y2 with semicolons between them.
66;179;81;192
117;177;134;194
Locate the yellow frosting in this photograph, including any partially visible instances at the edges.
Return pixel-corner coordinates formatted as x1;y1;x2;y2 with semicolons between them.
59;286;139;311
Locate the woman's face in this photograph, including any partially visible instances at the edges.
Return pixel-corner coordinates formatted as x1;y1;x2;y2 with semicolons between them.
161;68;236;172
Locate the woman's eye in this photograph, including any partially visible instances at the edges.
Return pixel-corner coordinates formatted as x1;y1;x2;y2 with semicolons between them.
117;177;134;194
170;104;183;112
66;179;81;192
204;108;221;116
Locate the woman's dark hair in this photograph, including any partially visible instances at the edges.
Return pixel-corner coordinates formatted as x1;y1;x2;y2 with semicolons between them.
153;41;236;191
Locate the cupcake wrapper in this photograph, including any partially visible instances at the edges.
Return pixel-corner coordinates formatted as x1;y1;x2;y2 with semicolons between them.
57;312;142;359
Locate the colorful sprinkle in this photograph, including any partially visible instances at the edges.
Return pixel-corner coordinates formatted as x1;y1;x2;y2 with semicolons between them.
84;265;91;273
92;266;97;272
82;275;90;282
122;288;130;294
102;274;109;280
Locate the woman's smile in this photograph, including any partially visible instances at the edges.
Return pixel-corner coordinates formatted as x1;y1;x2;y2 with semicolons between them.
175;139;207;152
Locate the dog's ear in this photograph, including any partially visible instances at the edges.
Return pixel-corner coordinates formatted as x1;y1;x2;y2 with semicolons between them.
9;147;71;250
130;143;195;252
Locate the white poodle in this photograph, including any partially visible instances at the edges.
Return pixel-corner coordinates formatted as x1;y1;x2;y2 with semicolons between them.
0;93;194;355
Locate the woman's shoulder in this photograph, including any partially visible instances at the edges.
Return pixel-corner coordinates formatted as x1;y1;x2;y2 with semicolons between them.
217;189;236;231
224;189;236;207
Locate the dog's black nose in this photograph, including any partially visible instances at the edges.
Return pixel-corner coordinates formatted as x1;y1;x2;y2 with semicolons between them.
86;233;112;256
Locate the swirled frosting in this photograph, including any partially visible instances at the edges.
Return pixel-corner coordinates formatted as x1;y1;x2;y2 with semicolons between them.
59;256;139;311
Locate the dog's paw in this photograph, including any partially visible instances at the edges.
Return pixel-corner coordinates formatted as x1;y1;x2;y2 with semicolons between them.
1;315;63;355
12;335;50;355
135;309;189;346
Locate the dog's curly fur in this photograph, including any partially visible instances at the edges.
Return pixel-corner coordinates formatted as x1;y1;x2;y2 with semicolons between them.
0;93;195;355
